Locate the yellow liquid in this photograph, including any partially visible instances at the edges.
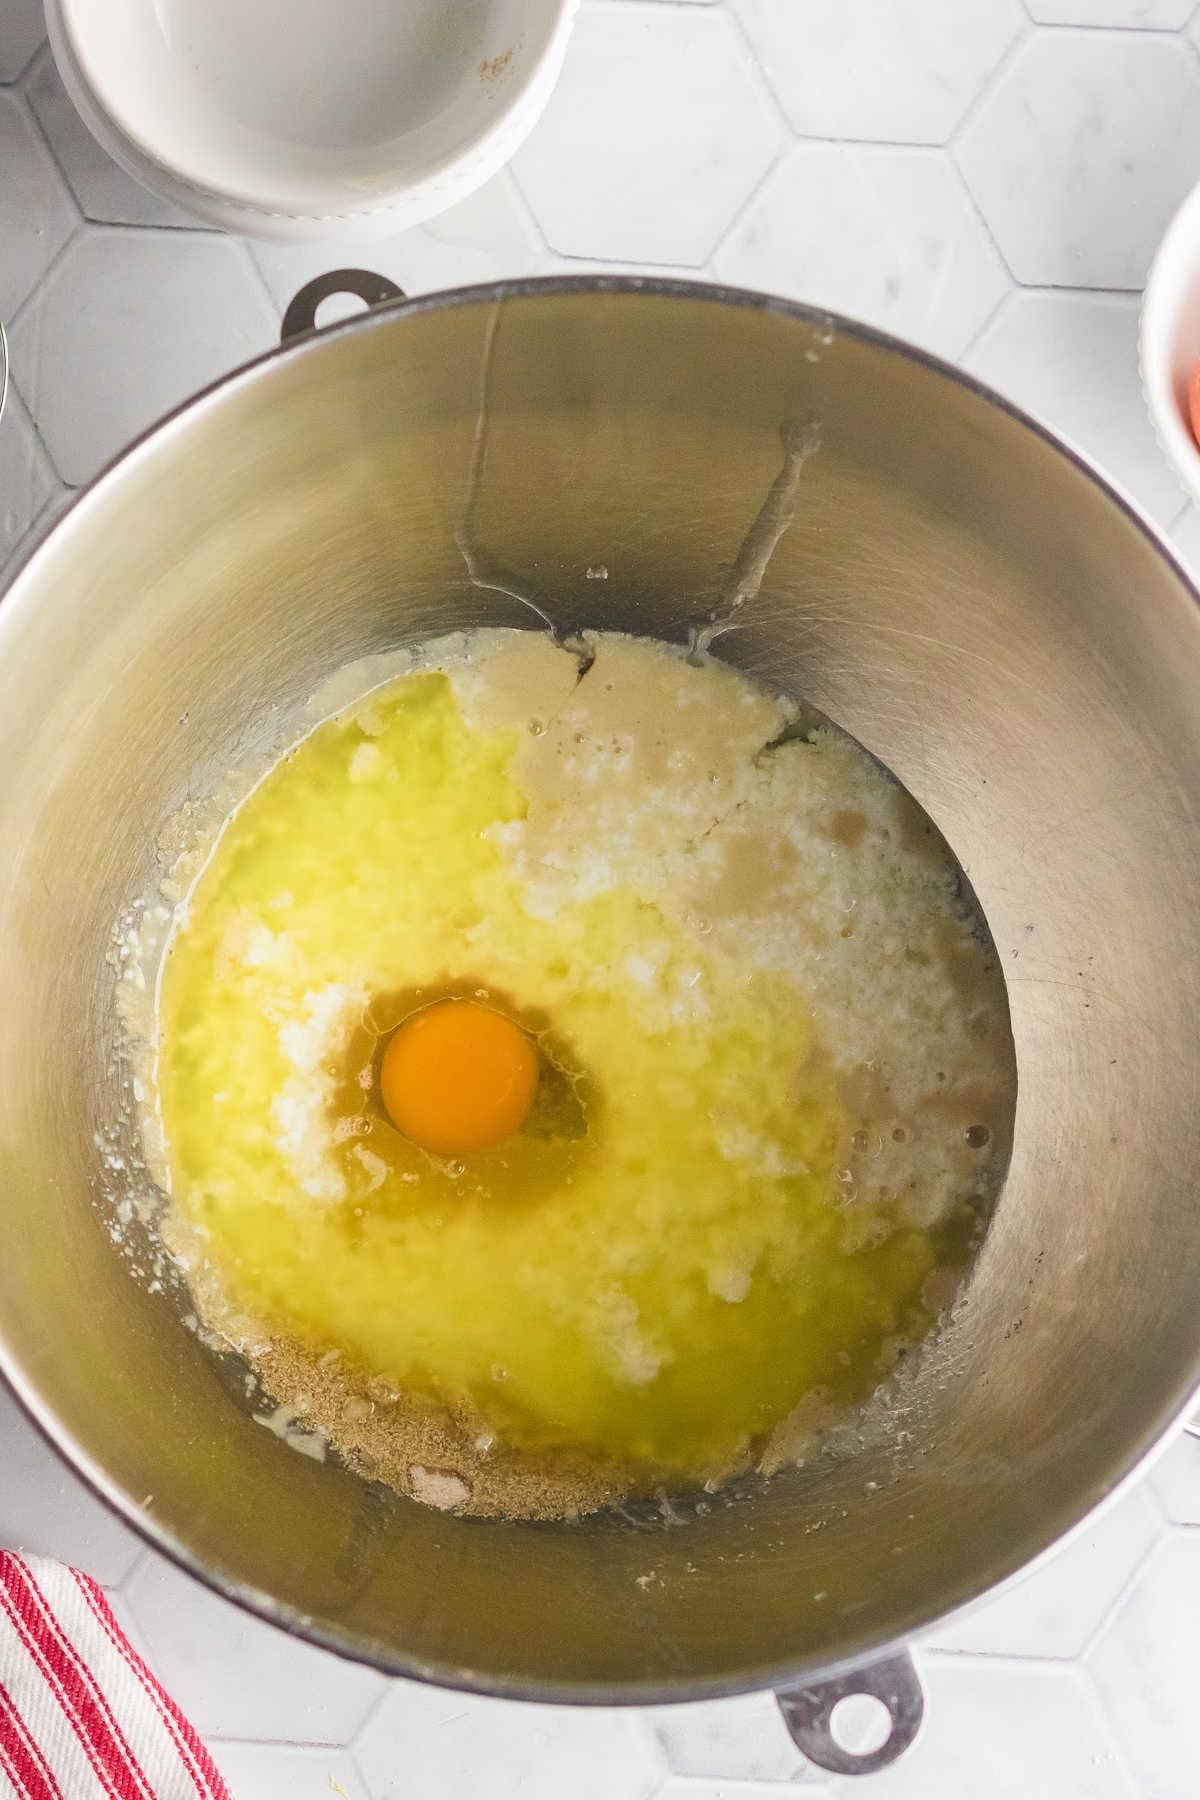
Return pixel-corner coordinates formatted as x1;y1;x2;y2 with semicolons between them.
160;665;940;1482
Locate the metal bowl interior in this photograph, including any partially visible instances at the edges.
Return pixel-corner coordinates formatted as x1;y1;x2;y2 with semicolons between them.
0;281;1198;1702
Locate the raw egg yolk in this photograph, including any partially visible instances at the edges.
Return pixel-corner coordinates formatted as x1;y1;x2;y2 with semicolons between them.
380;1000;540;1155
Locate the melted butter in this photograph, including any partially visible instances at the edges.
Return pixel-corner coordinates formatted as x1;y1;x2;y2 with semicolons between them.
157;632;1013;1490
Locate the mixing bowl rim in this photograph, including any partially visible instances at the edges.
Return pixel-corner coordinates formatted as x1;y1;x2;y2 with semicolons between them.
1;274;1198;1703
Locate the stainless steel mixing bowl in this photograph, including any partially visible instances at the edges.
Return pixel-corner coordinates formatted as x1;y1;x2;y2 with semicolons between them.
1;278;1198;1775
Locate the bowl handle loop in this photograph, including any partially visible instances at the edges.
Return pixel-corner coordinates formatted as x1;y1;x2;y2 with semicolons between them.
775;1649;925;1775
280;270;407;344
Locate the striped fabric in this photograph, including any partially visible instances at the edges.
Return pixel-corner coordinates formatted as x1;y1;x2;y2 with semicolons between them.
0;1555;230;1800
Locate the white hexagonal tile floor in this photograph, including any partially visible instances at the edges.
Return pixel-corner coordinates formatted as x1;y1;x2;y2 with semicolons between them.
648;1691;808;1785
355;1684;662;1800
0;0;43;83
1170;500;1200;574
832;1656;1137;1799
120;1554;383;1744
514;2;785;265
714;142;1008;358
734;0;1026;144
1032;0;1194;20
964;288;1186;526
0;382;53;571
1148;1430;1200;1524
24;48;205;231
248;172;547;319
1087;1532;1200;1799
210;1741;365;1800
9;228;277;486
0;90;76;321
0;1386;144;1587
654;1784;833;1800
927;1478;1160;1660
956;30;1200;289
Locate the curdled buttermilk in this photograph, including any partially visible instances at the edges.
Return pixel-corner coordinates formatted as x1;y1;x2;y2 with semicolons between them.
151;630;1015;1519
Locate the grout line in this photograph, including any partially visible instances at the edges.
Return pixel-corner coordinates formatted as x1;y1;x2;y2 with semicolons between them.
508;163;556;261
72;215;221;235
982;280;1145;299
7;215;84;333
5;354;72;491
635;1712;670;1783
114;1545;150;1594
706;136;790;271
344;1678;392;1754
68;218;225;245
948;38;1035;290
1166;493;1194;534
1010;277;1146;295
1076;1674;1147;1800
951;15;1035;150
542;252;698;274
724;0;799;138
722;0;795;144
349;1741;379;1796
925;1642;1078;1665
788;126;991;150
945;145;1021;288
16;55;85;230
922;1646;1077;1671
499;164;553;263
0;34;45;89
14;52;223;233
231;233;284;324
1077;1529;1166;1663
4;211;79;493
1020;12;1196;32
957;282;1014;367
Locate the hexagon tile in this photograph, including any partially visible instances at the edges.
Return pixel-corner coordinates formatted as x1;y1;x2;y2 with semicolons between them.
0;0;43;83
714;143;1008;359
514;2;785;265
927;1477;1160;1660
117;1553;383;1744
0;383;54;572
209;1741;364;1800
355;1685;661;1800
829;1657;1137;1799
649;1691;808;1786
734;0;1026;145
655;1785;832;1800
965;289;1187;526
1030;0;1194;20
9;228;277;487
1150;1426;1200;1524
0;89;76;321
0;1385;143;1587
4;3;1200;1796
24;47;205;231
1088;1533;1200;1799
956;29;1200;289
1170;500;1200;580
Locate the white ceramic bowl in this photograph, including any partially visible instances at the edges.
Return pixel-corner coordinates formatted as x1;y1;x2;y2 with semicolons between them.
45;0;576;240
1140;178;1200;506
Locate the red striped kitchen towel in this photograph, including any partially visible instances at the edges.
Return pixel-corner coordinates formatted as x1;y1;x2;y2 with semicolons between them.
0;1553;230;1800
